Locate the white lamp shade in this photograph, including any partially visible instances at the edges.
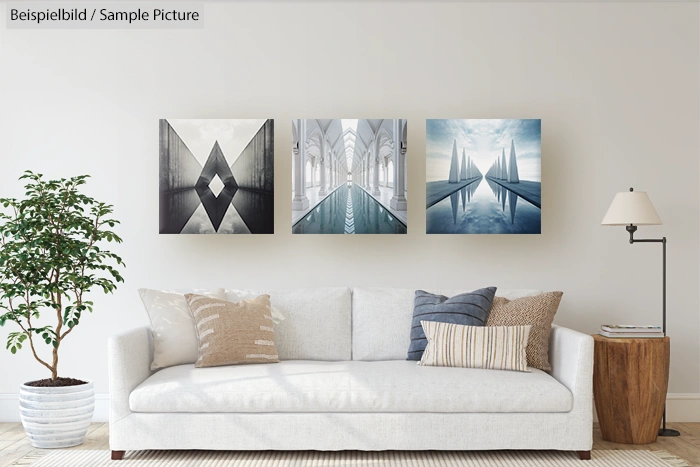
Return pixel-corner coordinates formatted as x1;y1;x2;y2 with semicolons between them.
601;190;662;226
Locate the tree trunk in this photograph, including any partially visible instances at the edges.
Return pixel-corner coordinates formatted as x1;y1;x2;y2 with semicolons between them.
52;282;61;381
51;345;58;380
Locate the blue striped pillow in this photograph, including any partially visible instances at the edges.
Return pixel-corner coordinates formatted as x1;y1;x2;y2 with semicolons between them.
407;287;497;361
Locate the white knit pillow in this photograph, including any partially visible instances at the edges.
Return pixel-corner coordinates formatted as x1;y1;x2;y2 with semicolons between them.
138;288;225;370
419;322;531;372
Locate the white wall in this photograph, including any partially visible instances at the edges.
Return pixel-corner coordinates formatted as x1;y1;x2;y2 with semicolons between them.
0;1;698;422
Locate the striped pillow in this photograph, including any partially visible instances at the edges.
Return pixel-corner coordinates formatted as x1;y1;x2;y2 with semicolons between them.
407;288;497;361
419;321;531;372
184;294;279;368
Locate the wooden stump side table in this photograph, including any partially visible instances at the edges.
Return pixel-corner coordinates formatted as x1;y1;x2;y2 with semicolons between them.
592;334;670;444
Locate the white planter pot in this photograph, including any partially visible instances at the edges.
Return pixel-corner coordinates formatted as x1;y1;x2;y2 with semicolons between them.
19;381;94;449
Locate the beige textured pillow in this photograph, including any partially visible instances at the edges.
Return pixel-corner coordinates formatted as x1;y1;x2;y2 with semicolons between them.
419;322;531;372
486;291;563;371
184;294;279;368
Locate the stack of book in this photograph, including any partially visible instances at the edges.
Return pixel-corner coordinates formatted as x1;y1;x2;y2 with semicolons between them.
598;325;664;338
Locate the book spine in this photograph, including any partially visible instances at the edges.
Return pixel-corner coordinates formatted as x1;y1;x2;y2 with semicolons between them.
598;331;664;338
601;326;661;333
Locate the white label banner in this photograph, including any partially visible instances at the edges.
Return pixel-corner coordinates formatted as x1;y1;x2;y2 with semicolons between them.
6;3;205;29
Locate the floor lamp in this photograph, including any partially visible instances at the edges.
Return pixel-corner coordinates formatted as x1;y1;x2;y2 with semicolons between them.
601;188;680;437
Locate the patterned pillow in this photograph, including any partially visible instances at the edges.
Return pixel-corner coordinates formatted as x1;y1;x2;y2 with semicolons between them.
184;294;279;368
486;291;563;371
407;287;497;361
419;321;531;372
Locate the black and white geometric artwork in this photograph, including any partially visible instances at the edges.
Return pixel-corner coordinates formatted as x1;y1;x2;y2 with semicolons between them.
159;119;274;234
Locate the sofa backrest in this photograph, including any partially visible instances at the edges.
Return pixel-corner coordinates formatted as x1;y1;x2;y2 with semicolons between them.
225;287;352;361
221;287;542;362
351;287;542;361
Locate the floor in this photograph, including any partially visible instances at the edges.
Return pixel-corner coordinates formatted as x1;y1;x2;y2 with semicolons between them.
0;423;699;466
0;422;109;467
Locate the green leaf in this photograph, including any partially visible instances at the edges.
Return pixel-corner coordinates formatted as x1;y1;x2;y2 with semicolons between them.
0;171;125;362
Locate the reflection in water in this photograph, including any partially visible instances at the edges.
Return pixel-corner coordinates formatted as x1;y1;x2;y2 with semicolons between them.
196;184;235;232
450;182;481;222
181;202;250;234
509;190;518;224
427;177;540;234
232;189;274;234
293;183;407;234
173;187;274;234
450;192;459;223
159;189;201;234
490;179;508;213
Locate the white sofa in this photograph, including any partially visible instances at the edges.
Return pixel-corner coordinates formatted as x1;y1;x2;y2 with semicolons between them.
108;287;594;460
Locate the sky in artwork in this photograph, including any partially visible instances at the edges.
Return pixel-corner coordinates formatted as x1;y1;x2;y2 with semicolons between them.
167;119;266;166
425;119;541;182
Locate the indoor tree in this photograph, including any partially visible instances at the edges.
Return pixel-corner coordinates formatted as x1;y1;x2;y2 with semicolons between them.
0;171;125;383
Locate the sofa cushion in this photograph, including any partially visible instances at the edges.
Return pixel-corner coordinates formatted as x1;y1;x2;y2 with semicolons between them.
225;287;351;361
129;360;572;414
352;288;542;361
408;288;497;360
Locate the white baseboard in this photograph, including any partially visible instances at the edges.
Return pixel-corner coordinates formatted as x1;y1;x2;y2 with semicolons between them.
665;393;700;422
2;393;700;423
0;393;110;422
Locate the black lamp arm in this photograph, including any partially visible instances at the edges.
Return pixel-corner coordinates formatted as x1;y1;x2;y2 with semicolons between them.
626;224;665;244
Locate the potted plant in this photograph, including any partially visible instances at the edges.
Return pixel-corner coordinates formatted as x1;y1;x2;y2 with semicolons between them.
0;171;124;448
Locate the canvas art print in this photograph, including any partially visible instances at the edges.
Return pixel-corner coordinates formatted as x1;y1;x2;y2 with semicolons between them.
159;119;274;234
291;119;407;234
425;119;541;234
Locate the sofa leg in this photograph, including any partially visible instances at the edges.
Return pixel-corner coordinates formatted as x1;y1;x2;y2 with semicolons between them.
576;450;591;460
111;451;125;460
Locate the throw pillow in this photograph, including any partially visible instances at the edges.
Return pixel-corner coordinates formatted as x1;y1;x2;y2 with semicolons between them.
225;289;286;324
486;291;564;371
419;321;531;372
138;288;225;370
407;287;497;361
184;293;279;368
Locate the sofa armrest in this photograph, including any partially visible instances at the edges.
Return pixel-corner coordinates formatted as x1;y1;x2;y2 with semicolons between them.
108;326;154;425
549;324;594;407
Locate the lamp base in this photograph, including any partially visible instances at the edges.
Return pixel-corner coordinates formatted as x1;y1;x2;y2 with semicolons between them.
658;428;681;437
